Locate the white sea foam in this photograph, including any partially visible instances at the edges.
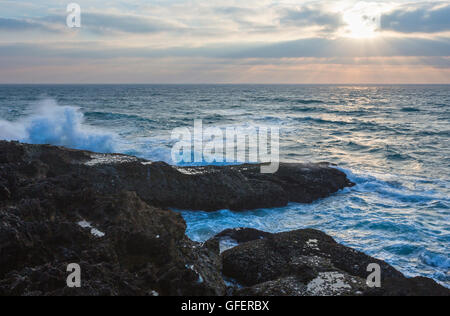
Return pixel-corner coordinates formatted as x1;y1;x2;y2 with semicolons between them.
219;237;239;253
336;167;450;204
0;99;115;153
420;251;450;270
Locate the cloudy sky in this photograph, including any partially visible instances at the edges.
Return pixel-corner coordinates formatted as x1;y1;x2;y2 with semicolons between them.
0;0;449;83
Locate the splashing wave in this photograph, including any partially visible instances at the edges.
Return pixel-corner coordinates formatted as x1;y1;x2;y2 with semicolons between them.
0;99;116;153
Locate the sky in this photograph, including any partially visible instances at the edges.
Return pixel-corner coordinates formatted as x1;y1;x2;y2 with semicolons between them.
0;0;449;84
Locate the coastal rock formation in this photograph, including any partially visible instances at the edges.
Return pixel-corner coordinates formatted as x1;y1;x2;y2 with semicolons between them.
0;141;353;212
213;228;449;296
0;188;225;296
0;141;448;296
0;141;227;295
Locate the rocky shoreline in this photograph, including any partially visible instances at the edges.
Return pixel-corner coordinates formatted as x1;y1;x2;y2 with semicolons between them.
0;141;448;296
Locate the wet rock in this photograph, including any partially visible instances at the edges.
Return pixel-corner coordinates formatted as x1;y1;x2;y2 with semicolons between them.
218;228;450;296
0;141;354;212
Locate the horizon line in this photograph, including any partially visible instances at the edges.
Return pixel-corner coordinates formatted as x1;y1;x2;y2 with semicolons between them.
1;83;450;86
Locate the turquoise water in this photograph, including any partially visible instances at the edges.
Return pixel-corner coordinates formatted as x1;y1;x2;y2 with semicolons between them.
0;84;448;287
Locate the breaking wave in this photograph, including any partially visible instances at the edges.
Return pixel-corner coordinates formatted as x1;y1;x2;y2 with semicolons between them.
0;99;116;153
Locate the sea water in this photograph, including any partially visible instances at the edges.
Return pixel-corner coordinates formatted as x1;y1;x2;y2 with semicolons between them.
0;84;448;287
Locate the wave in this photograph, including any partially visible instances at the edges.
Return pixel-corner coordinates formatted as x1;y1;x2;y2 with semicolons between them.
84;111;156;124
287;106;320;113
0;99;116;153
384;148;414;161
293;116;385;128
293;99;325;105
253;96;325;104
346;141;371;150
294;116;348;126
401;107;421;112
337;167;449;204
383;244;422;256
417;130;450;137
420;251;450;270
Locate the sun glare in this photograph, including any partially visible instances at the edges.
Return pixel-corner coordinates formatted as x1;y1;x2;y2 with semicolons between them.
342;3;381;39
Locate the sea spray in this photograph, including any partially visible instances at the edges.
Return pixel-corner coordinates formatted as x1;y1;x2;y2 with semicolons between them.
0;99;116;153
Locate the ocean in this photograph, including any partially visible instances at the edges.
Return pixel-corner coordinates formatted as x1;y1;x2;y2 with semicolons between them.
0;84;448;287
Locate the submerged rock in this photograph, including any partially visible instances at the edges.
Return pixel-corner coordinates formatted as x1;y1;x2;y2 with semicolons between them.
217;228;449;296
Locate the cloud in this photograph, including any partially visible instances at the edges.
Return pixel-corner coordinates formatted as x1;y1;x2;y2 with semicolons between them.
40;12;179;35
214;6;256;17
0;0;449;83
0;3;344;37
218;37;450;59
80;12;179;34
0;17;56;32
208;5;280;35
1;11;180;36
1;55;449;84
1;37;449;60
381;2;450;33
280;5;345;32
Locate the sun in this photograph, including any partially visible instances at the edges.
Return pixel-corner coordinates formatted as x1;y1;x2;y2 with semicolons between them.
342;3;381;39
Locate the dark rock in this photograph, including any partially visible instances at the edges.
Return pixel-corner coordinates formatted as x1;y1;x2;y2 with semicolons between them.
0;184;10;201
218;228;449;296
204;228;273;255
0;141;354;212
0;140;227;296
0;190;226;296
23;160;49;179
